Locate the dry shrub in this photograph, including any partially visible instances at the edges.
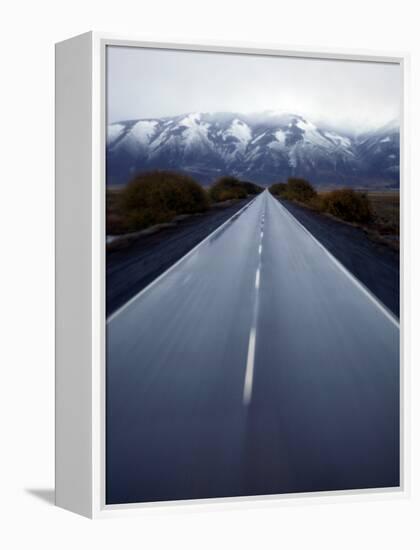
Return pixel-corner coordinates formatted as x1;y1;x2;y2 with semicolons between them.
269;182;288;197
118;170;209;232
208;176;248;202
320;189;372;223
270;178;316;203
286;178;317;203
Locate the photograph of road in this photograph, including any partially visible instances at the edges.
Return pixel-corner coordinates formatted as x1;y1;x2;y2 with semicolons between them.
105;46;400;504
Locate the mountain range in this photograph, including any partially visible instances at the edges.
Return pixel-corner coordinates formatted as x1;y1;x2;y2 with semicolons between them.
106;111;399;188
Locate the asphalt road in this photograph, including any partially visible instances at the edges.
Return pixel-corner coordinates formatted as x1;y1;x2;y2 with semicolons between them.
106;190;400;505
106;198;253;316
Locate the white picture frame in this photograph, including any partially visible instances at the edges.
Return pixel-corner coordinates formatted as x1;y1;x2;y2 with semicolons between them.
55;31;410;518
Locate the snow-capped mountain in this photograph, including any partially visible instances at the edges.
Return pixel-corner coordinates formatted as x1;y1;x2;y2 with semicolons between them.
106;111;399;188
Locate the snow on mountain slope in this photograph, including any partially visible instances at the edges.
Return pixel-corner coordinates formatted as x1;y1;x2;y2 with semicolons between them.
130;120;158;144
106;112;399;188
107;123;125;146
226;119;252;145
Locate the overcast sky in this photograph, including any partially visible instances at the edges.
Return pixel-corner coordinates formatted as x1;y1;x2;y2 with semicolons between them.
107;46;401;133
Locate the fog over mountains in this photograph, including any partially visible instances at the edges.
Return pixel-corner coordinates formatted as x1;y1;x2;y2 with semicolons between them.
106;111;399;188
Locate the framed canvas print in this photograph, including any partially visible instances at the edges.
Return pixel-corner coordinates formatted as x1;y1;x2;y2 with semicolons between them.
55;32;408;518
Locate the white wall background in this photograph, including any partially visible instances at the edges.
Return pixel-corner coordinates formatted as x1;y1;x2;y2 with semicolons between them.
0;0;418;547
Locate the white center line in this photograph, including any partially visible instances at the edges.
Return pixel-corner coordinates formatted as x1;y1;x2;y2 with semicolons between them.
243;326;256;406
243;203;267;406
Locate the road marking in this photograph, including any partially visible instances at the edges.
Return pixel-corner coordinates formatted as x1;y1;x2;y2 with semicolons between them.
271;195;399;329
107;196;259;323
260;231;264;239
244;225;264;405
243;326;256;406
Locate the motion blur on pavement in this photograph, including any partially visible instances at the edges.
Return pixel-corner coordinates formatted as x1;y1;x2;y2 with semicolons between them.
106;191;399;505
